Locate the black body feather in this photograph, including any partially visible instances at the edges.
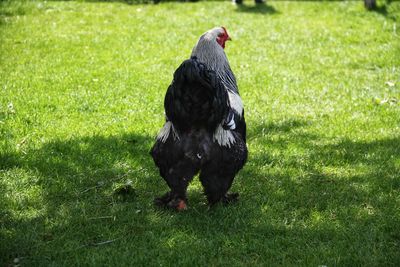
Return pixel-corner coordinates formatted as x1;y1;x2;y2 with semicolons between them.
165;58;229;132
151;53;247;209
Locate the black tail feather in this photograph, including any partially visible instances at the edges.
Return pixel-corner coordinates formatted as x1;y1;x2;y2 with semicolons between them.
164;58;229;133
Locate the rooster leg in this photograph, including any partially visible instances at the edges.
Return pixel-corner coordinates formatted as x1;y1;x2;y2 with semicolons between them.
161;159;199;210
199;138;247;206
200;173;237;206
199;163;238;206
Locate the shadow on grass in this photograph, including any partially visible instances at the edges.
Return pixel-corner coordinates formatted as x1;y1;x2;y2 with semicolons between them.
143;118;399;265
1;119;399;265
369;4;398;21
0;133;158;264
235;2;278;14
240;120;399;264
363;0;398;21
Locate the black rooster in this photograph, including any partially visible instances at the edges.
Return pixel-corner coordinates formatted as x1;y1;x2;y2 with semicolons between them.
151;27;247;210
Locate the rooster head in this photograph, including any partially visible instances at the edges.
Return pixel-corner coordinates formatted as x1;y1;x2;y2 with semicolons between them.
191;26;233;72
195;26;232;50
216;27;231;49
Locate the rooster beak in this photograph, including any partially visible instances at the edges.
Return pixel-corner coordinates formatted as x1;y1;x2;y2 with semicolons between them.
227;36;232;41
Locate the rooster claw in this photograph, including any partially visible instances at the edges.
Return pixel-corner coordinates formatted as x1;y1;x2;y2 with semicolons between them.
154;191;172;206
154;192;187;211
207;192;239;207
222;192;239;204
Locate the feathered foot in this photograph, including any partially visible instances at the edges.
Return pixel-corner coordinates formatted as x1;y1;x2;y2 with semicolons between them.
222;192;239;204
207;192;239;207
154;192;187;211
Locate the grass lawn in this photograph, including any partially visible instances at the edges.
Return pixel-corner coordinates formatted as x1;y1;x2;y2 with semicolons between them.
1;0;400;265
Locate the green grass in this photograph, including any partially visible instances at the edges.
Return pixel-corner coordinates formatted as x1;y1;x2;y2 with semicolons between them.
1;0;400;265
